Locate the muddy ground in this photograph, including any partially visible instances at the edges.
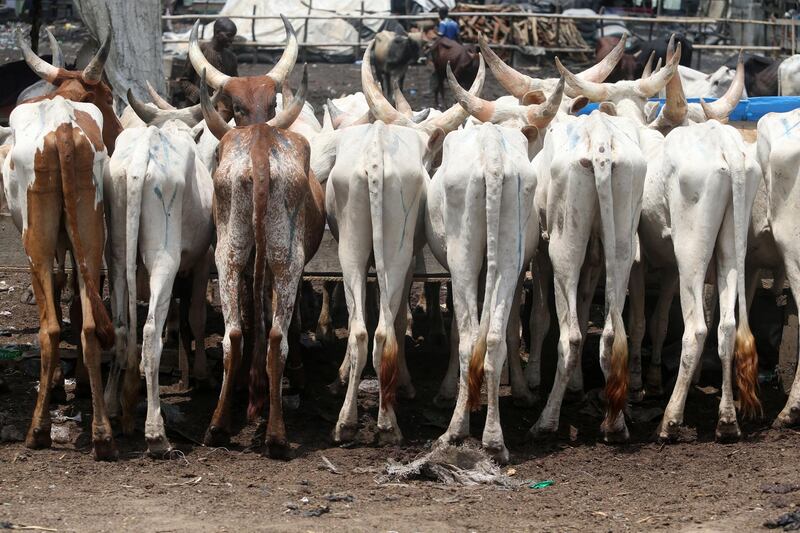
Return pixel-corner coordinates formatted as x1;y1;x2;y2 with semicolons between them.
2;23;796;533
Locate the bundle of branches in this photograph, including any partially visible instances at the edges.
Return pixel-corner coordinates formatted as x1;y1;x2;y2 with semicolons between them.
455;4;589;52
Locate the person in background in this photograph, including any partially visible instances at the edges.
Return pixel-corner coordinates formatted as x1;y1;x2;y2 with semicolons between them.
437;7;459;41
175;17;238;108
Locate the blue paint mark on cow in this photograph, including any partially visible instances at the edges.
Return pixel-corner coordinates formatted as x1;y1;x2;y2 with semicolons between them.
781;117;800;137
154;184;178;246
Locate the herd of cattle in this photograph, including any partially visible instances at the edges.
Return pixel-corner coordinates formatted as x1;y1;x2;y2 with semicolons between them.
3;17;800;465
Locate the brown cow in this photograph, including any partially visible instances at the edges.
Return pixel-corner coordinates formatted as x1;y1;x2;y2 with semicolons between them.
5;31;121;460
429;36;479;108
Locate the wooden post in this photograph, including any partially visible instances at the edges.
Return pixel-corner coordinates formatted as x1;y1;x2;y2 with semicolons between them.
251;4;257;65
303;0;313;63
356;1;364;59
30;0;42;54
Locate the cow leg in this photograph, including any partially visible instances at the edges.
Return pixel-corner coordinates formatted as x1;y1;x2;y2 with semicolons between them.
526;251;552;396
50;244;67;402
176;291;191;392
205;236;250;446
628;258;646;402
104;213;128;419
646;268;678;397
433;314;460;408
69;270;90;399
23;189;63;450
317;280;337;345
568;246;604;401
424;281;446;347
694;280;718;385
396;268;416;400
140;257;179;455
775;256;800;427
508;276;535;407
189;251;212;388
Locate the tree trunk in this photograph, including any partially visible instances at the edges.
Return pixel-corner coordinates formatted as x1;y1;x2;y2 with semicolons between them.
72;0;165;107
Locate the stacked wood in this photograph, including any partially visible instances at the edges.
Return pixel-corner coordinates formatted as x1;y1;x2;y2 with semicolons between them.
455;4;589;52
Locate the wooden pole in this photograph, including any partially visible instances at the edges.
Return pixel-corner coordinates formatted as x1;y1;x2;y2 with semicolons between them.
251;4;257;65
29;0;42;54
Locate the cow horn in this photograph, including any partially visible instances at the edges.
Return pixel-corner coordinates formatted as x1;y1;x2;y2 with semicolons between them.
322;104;334;132
189;20;231;90
326;98;348;129
411;108;430;123
423;54;486;133
266;14;298;85
479;34;539;98
146;80;176;110
16;30;60;83
660;37;687;125
446;59;494;123
641;51;656;79
200;69;232;140
127;88;210;128
392;79;413;117
579;33;627;84
527;76;564;128
700;50;745;122
637;42;681;97
269;64;307;129
362;40;414;126
45;28;64;68
81;32;111;84
556;56;608;102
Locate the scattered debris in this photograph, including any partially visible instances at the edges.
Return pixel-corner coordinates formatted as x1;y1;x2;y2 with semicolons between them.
358;378;379;394
50;425;70;444
319;454;340;474
0;345;27;362
0;522;57;532
0;425;23;442
378;444;523;487
529;480;555;490
763;483;800;495
0;311;11;317
324;493;353;503
302;505;330;518
300;497;310;504
765;510;800;530
507;468;517;477
164;476;202;487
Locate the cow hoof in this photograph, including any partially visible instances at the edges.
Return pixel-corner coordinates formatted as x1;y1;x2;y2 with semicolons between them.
146;435;173;457
657;419;681;442
397;382;416;401
204;425;230;447
377;428;403;447
436;432;465;448
603;426;630;444
332;423;358;444
773;407;800;429
628;387;645;404
92;436;119;461
513;389;538;408
715;418;741;443
266;437;291;460
432;393;456;409
25;426;51;449
527;423;557;442
327;379;347;398
483;443;509;465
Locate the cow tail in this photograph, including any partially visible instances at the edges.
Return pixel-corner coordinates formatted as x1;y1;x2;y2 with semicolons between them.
364;123;399;409
588;115;628;427
468;127;503;411
724;132;761;419
248;141;271;422
55;124;114;349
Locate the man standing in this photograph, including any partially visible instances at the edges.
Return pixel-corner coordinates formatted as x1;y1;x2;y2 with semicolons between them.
175;17;238;106
437;7;459;41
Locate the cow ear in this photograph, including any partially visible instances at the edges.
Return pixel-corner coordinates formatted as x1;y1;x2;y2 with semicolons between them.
521;90;546;106
521;125;539;143
570;96;590;114
427;127;446;154
599;102;617;116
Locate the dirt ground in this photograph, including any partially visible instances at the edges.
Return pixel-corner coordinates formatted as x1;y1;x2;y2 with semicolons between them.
2;24;795;533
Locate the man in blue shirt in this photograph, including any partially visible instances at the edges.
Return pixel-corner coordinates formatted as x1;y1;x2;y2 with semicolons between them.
438;7;459;41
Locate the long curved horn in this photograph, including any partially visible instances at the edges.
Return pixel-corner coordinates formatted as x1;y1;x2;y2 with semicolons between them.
423;54;486;133
700;50;745;122
326;98;348;129
556;56;608;102
127;89;206;128
362;40;413;126
16;30;60;83
81;32;111;84
526;76;564;128
321;104;334;132
392;79;413;117
268;64;307;129
45;28;64;68
446;60;495;122
199;69;232;140
479;34;534;98
189;20;231;90
411;108;430;123
641;51;656;79
579;33;627;83
146;80;176;110
266;14;298;85
660;35;687;125
637;42;681;97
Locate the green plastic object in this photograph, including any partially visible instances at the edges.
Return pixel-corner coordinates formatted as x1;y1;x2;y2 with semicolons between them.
0;345;25;361
529;480;555;490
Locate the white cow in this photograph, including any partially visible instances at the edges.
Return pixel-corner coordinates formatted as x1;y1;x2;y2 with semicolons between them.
425;67;562;462
753;109;800;427
328;42;484;445
103;109;214;455
677;64;743;99
779;55;800;96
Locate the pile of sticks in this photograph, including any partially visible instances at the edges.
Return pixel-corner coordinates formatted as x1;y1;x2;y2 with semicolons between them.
456;4;589;50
